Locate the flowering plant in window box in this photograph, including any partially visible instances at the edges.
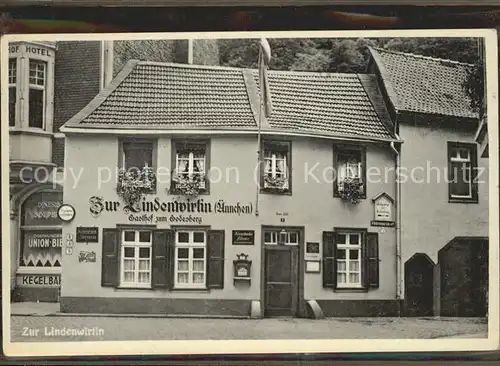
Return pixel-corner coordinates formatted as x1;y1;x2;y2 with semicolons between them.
117;166;155;208
171;172;206;198
338;177;364;204
263;174;289;192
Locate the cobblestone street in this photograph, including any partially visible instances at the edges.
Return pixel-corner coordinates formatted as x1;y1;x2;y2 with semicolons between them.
10;316;487;342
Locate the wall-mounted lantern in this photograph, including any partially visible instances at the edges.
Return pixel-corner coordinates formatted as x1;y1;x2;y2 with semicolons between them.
278;229;287;245
233;253;252;284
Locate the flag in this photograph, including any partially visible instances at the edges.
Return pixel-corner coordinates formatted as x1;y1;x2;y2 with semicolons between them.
258;38;273;118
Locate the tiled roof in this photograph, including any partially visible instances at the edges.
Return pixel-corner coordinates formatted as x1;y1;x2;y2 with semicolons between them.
63;60;396;140
369;47;478;119
77;62;256;129
252;70;394;139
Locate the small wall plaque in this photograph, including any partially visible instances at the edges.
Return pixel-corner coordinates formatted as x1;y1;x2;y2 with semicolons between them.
78;250;96;263
305;242;320;260
372;192;395;227
306;260;321;273
76;227;99;243
232;230;255;245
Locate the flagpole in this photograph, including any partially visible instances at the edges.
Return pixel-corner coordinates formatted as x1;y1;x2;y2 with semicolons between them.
255;47;263;217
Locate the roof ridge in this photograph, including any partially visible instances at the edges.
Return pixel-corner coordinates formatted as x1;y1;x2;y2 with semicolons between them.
371;46;475;67
136;60;248;73
136;60;365;78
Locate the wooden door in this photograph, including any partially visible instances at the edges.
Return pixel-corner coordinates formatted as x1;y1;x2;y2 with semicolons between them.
264;246;298;317
404;254;434;317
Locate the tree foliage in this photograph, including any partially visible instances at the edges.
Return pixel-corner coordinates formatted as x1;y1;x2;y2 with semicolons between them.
217;37;484;113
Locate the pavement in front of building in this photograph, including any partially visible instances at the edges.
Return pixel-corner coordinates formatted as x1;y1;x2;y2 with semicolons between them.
9;313;487;342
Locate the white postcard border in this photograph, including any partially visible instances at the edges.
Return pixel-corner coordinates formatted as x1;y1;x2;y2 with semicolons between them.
1;28;499;357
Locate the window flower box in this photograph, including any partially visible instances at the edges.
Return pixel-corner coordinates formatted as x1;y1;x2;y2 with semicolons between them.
338;177;364;204
171;172;206;198
263;174;289;192
116;166;155;208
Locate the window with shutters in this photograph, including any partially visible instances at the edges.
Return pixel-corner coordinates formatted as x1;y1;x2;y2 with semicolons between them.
448;142;478;203
333;145;366;200
322;229;379;291
174;230;207;289
120;230;152;288
261;140;291;194
101;227;224;291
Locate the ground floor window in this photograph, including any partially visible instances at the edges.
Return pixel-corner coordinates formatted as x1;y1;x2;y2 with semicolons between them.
19;191;63;268
336;232;361;288
322;229;379;291
120;229;152;288
101;227;225;290
174;230;206;289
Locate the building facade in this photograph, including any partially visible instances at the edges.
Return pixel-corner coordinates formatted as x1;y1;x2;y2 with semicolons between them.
60;62;400;317
8;39;219;302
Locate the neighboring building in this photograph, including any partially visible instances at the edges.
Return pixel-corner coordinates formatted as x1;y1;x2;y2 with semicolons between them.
368;48;489;317
8;39;219;302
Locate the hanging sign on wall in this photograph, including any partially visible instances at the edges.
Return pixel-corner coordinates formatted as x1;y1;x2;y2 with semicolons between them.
371;192;395;227
76;227;99;243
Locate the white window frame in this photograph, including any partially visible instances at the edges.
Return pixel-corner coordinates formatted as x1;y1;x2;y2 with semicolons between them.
263;230;299;246
336;232;362;288
28;59;47;130
175;150;206;189
263;148;289;189
174;230;207;289
449;147;473;199
8;42;56;132
120;229;153;289
337;150;362;191
8;58;17;126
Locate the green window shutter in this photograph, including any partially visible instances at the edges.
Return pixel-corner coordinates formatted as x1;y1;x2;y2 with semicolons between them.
152;230;174;289
322;231;336;289
101;228;119;288
207;230;225;289
364;232;380;289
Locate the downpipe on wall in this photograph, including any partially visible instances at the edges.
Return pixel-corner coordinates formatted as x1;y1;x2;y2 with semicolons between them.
390;137;403;310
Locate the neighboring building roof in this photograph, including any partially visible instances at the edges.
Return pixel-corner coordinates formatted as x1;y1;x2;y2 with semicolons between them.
368;47;478;120
63;60;397;141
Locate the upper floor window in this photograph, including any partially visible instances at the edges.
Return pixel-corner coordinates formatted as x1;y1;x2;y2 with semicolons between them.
8;58;16;127
118;139;157;194
28;60;47;129
8;42;55;132
448;142;478;203
333;145;366;201
171;140;210;195
261;140;291;194
122;140;154;171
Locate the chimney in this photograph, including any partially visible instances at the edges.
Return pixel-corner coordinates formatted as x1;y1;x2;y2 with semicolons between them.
187;39;194;65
